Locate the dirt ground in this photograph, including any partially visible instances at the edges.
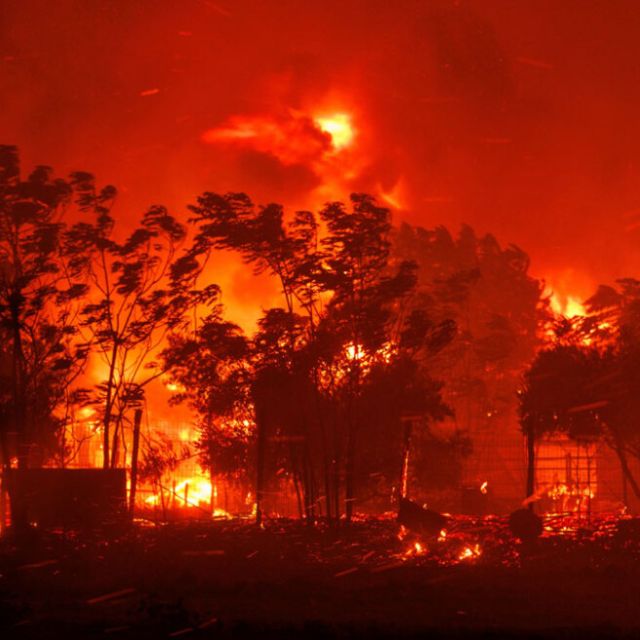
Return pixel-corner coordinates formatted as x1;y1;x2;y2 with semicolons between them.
1;514;640;639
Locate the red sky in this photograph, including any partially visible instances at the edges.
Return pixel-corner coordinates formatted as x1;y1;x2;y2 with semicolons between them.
2;0;640;321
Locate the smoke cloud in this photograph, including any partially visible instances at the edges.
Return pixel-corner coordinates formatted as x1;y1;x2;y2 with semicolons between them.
3;0;640;320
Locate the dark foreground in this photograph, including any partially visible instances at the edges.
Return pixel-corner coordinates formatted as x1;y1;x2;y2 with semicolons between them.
1;513;640;639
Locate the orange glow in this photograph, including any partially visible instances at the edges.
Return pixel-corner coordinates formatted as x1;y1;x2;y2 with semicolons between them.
201;106;365;213
79;406;96;419
404;541;427;557
458;544;482;561
202;113;330;166
203;109;356;167
547;483;595;501
165;381;186;393
378;178;408;210
144;475;232;518
550;293;586;318
480;481;488;495
345;342;365;362
314;112;354;151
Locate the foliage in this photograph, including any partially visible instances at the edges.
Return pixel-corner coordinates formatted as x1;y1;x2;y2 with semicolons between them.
519;283;640;500
64;173;215;468
393;223;547;488
179;192;453;521
162;310;253;478
0;146;88;467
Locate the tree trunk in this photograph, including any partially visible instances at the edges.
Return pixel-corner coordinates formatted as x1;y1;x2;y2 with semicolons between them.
10;294;29;532
345;424;356;522
102;343;119;469
110;420;120;468
0;430;7;534
302;443;315;524
293;468;304;519
400;418;413;500
332;414;341;524
255;405;266;525
526;426;536;511
128;408;142;515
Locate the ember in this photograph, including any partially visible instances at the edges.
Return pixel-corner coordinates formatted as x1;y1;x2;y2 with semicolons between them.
457;544;482;561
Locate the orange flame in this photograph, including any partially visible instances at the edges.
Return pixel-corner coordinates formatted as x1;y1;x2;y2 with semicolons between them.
404;540;427;557
550;294;586;318
314;112;355;151
458;544;482;561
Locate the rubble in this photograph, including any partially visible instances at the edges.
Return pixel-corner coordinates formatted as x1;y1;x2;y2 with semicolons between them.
1;513;640;636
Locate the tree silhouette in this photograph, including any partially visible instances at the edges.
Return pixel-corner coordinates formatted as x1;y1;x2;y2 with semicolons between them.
520;284;640;506
64;173;212;468
0;146;89;472
185;193;324;521
394;223;547;496
162;310;253;510
316;195;432;519
180;192;453;522
519;344;605;504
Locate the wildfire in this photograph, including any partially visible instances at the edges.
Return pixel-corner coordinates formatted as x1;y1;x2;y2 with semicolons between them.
314;113;355;151
480;481;488;495
345;341;394;364
404;541;427;557
200;102;412;214
202;108;355;168
79;406;96;419
458;544;482;561
550;293;586;319
546;483;594;501
345;342;365;361
144;476;231;518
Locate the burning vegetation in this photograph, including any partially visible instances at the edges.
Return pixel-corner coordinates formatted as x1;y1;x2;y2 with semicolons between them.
2;139;640;529
3;3;640;634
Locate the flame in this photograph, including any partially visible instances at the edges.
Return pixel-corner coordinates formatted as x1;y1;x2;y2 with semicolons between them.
79;406;96;419
480;480;488;495
314;113;354;151
550;293;586;318
458;544;482;561
203;109;355;167
345;342;394;364
172;478;210;507
542;482;595;517
546;482;595;501
201;102;413;215
404;541;426;557
345;342;365;361
144;476;231;518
